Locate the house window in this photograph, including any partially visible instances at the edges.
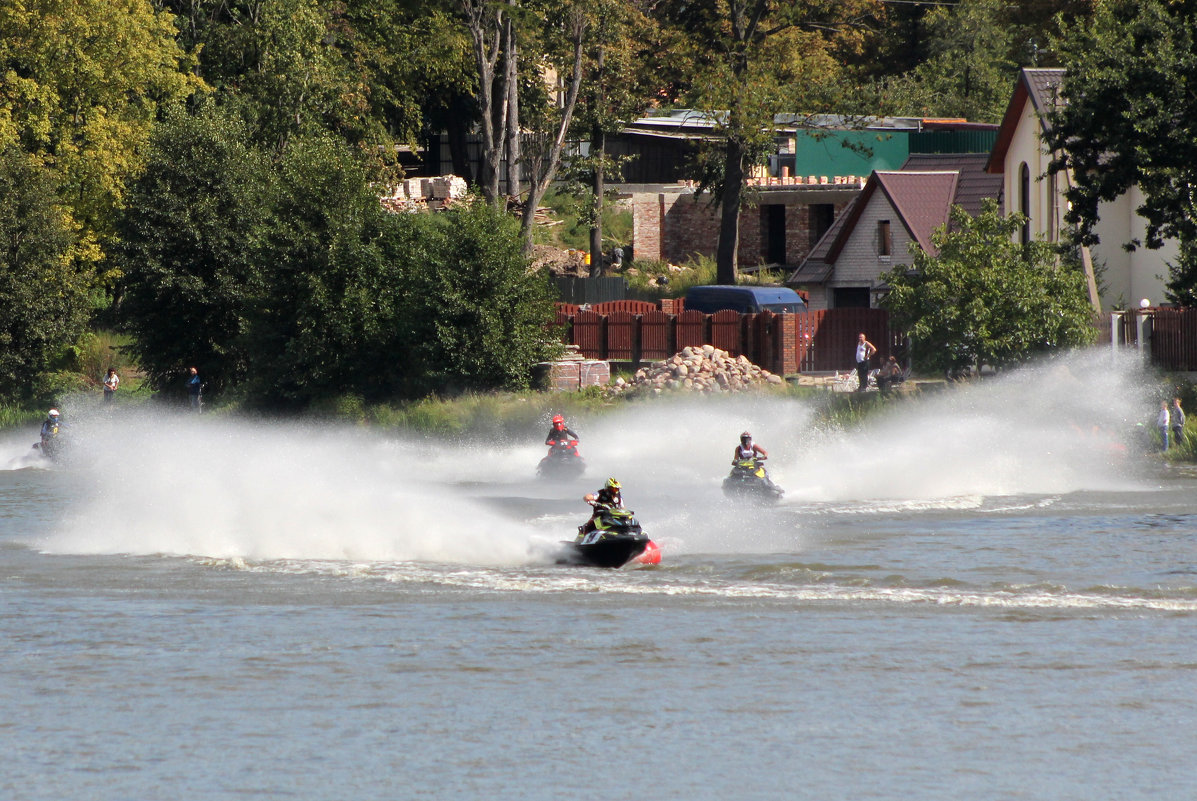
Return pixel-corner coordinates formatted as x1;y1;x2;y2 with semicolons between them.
1019;162;1031;245
809;204;834;248
878;219;892;258
833;287;871;308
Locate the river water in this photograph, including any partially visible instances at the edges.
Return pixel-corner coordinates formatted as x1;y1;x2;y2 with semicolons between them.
2;354;1195;800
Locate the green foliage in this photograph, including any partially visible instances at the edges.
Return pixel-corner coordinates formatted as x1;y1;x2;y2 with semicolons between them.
534;188;632;251
0;148;94;403
118;109;559;407
389;201;563;397
880;200;1096;375
658;0;880;283
1047;0;1197;304
245;133;400;403
0;405;45;429
880;0;1020;123
623;254;716;299
366;390;613;441
69;330;136;382
116;102;270;396
0;0;202;260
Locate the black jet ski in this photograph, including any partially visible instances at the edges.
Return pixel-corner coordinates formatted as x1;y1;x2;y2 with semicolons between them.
559;506;661;568
722;457;784;502
537;440;586;479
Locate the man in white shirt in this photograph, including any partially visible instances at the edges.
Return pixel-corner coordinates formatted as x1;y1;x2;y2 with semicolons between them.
854;333;877;392
103;368;119;403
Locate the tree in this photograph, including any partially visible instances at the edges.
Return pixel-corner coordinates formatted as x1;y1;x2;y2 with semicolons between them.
880;200;1096;376
390;201;562;396
116;103;272;396
517;4;587;255
0;0;201;255
244;134;401;404
1046;0;1197;306
568;0;659;274
880;0;1021;124
0;148;94;401
457;0;514;203
659;0;879;284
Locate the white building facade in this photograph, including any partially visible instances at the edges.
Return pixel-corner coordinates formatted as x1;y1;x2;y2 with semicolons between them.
988;68;1174;310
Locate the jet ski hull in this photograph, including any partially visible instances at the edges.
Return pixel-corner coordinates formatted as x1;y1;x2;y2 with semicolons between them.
558;532;654;568
537;449;586;479
722;464;784;502
558;508;659;568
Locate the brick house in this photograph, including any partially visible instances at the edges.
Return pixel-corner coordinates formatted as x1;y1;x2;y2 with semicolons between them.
614;112;996;274
786;154;1003;310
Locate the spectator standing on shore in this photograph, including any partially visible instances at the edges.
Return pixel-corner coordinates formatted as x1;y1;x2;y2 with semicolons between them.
103;368;119;403
854;333;877;392
186;366;203;412
1157;400;1171;451
1171;397;1186;448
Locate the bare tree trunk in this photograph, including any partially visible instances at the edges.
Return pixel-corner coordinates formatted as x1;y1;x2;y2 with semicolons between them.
588;44;606;278
589;126;605;277
460;0;507;204
504;6;521;199
717;137;746;285
520;12;587;256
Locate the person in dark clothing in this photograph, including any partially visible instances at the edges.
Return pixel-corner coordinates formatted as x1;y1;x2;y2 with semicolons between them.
186;367;203;412
545;414;580;456
580;477;624;535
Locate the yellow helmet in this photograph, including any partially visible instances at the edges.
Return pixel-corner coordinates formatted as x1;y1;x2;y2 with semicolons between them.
605;477;621;490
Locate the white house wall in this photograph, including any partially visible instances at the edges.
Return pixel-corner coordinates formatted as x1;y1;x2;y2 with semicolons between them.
1004;98;1053;238
1123;186;1172;306
1090;193;1133;305
1004;93;1172;309
814;189;915;311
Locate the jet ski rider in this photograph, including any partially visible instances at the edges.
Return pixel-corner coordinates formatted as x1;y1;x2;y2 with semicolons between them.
733;431;767;463
580;477;623;535
40;408;63;445
545;414;580;455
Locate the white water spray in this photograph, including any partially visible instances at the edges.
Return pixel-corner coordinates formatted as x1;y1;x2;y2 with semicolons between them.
29;348;1159;564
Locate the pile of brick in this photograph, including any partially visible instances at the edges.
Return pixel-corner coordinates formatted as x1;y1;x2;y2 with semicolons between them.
607;345;785;396
379;175;469;213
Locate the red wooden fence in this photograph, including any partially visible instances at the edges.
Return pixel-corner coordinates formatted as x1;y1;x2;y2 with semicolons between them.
554;303;903;376
640;310;672;360
792;308;893;372
559;303;1197;375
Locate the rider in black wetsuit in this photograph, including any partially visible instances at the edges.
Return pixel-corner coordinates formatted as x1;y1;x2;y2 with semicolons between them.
545;414;580;455
580;477;623;535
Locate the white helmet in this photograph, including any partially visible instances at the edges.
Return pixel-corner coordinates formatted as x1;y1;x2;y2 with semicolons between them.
48;409;60;418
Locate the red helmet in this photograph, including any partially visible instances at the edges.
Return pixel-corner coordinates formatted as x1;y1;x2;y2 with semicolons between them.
552;415;564;428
